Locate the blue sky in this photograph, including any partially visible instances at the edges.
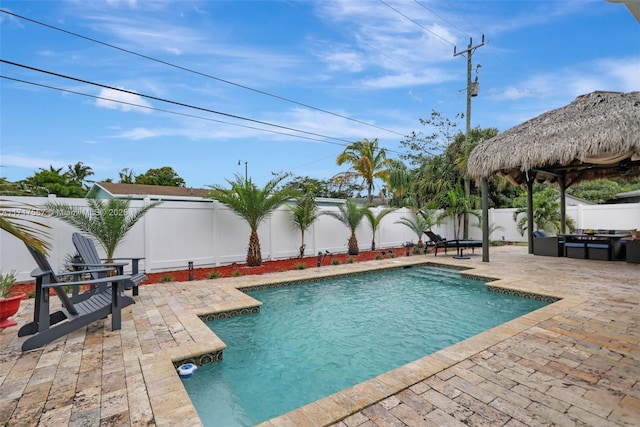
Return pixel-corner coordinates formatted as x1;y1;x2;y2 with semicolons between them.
1;1;639;190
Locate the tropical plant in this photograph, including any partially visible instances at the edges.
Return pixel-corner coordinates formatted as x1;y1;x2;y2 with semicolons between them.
512;186;575;235
0;199;51;254
208;174;298;266
287;192;319;258
44;197;161;260
394;210;435;248
65;161;94;188
322;199;367;255
363;207;396;250
22;166;86;198
437;185;480;240
334;138;392;204
118;168;136;184
135;166;186;187
0;270;17;299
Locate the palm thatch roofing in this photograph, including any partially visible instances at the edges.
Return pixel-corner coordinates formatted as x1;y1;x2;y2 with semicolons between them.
468;91;640;186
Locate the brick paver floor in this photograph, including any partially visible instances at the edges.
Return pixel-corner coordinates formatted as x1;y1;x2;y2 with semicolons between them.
1;245;639;426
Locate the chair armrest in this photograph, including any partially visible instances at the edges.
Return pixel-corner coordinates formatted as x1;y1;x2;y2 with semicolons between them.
42;274;132;289
72;261;128;268
57;267;113;277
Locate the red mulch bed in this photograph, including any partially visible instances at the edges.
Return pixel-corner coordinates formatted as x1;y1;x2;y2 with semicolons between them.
11;247;410;296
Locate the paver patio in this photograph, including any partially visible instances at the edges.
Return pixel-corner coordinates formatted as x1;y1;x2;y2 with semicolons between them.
1;245;638;426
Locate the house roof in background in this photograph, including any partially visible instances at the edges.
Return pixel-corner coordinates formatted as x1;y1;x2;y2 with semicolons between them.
89;182;211;200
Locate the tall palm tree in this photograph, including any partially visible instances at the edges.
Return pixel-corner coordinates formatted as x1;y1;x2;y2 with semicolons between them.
45;197;161;260
363;207;396;250
0;199;51;254
323;200;367;255
209;174;298;266
287;192;319;258
335;138;392;204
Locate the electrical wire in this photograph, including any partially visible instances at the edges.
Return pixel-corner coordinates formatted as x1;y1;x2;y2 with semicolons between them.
1;59;363;145
377;0;456;47
0;9;405;137
0;75;356;148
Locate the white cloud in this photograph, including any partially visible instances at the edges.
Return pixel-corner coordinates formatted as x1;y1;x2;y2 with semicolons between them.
95;88;153;113
0;154;66;170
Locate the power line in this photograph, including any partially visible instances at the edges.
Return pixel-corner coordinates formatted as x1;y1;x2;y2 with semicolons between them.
1;67;406;157
413;0;472;39
0;75;354;148
1;59;361;145
0;9;405;137
377;0;456;48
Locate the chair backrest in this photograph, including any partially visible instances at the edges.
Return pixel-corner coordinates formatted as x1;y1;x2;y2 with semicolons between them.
72;233;102;279
533;230;548;238
425;230;444;242
24;243;78;315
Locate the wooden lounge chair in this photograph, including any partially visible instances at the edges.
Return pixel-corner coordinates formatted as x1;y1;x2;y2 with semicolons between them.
424;230;483;257
72;232;146;296
19;244;135;351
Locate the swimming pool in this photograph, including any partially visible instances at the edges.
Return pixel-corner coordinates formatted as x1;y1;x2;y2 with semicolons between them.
183;265;548;426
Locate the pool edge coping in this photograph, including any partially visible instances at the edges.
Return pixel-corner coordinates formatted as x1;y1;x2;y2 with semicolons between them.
141;255;576;427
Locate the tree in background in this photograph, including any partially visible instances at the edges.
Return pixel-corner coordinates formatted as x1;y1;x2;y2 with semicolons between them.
21;166;86;198
363;207;396;250
334;138;392;204
282;175;362;199
118;168;136;184
512;185;575;236
437;184;480;240
394;207;440;249
286;192;319;258
567;178;640;204
135;166;186;187
65;162;94;188
322;200;367;255
45;197;161;260
209;174;298;266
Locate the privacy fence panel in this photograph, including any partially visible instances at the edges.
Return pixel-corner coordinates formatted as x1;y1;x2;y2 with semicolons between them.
2;195;638;282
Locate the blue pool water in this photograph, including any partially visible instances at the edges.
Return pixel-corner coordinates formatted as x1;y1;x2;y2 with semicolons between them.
184;266;547;426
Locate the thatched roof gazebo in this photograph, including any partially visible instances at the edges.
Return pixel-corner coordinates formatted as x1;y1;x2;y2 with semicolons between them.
468;90;640;258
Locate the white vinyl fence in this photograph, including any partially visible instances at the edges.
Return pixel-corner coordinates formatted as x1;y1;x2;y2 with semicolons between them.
1;195;639;282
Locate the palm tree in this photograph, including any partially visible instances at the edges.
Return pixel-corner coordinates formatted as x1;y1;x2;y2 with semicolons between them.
287;192;319;258
395;210;434;249
437;185;479;240
363;207;396;250
513;187;575;235
65;162;94;187
209;174;299;266
335;138;392;204
323;200;367;255
45;197;161;260
0;199;51;254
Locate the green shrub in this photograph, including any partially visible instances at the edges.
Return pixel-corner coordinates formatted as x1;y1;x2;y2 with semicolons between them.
232;270;242;277
208;271;220;279
293;263;306;270
159;274;174;283
375;254;383;260
413;247;424;255
347;257;355;264
389;253;395;258
331;259;340;265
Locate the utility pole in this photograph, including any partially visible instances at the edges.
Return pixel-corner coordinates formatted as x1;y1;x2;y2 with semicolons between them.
454;35;484;241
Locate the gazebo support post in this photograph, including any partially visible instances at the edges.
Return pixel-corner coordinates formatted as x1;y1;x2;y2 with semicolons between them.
526;171;535;254
481;176;489;262
559;175;567;234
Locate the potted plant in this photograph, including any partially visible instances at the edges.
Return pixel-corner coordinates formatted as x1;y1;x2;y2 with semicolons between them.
0;270;25;329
